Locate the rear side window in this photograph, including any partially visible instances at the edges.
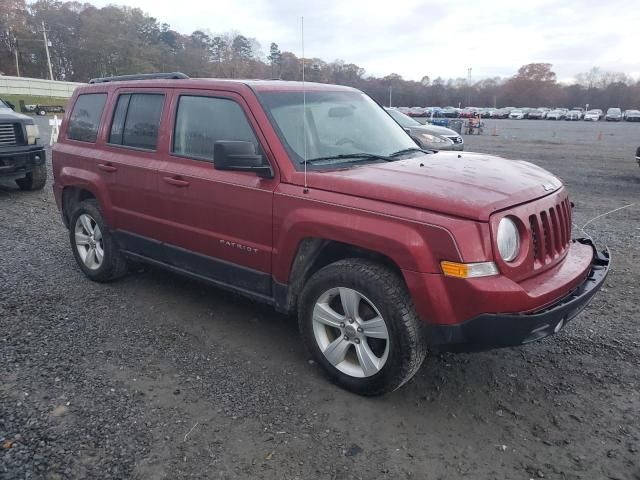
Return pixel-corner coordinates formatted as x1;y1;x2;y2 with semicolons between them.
109;93;164;150
173;96;258;160
67;93;107;142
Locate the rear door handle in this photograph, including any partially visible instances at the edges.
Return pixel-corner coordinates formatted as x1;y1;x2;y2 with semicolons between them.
162;176;190;187
97;163;117;173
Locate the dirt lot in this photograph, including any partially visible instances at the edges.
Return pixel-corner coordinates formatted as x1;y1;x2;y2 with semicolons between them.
1;120;639;479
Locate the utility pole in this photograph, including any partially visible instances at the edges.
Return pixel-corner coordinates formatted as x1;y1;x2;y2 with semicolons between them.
14;42;20;76
10;28;20;76
466;67;472;107
41;21;54;80
389;85;392;107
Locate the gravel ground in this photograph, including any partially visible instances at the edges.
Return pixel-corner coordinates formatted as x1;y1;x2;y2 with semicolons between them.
1;120;639;479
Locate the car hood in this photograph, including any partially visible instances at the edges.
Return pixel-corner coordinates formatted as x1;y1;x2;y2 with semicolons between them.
303;151;562;221
0;107;31;122
408;124;459;137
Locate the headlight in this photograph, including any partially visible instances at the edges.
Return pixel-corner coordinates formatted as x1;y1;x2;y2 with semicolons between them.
26;124;40;145
419;133;449;144
497;217;520;262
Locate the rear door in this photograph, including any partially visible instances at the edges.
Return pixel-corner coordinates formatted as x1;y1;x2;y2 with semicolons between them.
100;89;168;237
155;89;278;296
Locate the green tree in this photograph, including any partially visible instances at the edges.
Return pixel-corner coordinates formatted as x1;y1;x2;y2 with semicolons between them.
514;63;556;82
267;42;281;78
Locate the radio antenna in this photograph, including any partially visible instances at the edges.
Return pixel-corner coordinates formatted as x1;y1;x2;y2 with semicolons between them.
301;16;309;193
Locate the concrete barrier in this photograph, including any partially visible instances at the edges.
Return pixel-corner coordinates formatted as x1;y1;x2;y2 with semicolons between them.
0;76;85;98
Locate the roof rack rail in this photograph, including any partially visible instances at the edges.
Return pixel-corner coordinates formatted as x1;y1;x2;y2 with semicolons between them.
88;72;190;84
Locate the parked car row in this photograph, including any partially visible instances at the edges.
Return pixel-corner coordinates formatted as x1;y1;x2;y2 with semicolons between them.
394;105;640;122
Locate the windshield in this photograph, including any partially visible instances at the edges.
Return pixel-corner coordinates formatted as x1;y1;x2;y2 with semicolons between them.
258;90;418;168
386;108;421;127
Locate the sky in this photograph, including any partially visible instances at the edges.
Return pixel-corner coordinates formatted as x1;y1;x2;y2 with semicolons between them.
83;0;640;83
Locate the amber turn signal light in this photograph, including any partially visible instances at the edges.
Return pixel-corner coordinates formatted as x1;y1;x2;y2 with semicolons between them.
440;261;499;278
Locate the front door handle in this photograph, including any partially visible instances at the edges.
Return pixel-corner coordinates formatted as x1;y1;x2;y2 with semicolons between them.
97;163;117;173
162;176;190;187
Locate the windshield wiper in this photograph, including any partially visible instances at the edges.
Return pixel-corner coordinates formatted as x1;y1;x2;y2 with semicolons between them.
389;147;432;157
305;153;394;164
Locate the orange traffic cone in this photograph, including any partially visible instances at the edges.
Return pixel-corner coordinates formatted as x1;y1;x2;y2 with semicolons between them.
597;131;603;141
491;125;498;136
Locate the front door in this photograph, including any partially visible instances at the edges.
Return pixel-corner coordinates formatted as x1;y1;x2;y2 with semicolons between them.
155;90;278;297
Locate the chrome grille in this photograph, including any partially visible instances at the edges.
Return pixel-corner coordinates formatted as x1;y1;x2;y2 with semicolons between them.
0;123;18;146
529;197;572;266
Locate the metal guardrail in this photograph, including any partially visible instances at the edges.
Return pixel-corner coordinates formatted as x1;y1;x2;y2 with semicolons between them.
0;75;85;98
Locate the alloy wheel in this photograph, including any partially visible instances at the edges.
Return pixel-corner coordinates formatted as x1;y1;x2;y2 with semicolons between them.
312;287;390;378
74;213;104;270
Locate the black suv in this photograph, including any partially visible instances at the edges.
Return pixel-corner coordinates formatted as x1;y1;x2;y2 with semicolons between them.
0;99;47;190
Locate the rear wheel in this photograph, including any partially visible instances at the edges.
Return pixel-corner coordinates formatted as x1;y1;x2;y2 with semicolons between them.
16;164;47;191
298;259;428;396
69;199;127;282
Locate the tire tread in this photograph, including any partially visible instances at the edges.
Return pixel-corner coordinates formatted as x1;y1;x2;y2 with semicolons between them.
16;164;47;191
299;258;428;395
70;199;128;282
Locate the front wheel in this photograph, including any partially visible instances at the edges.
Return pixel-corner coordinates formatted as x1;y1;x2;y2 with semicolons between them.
16;164;47;191
298;259;428;396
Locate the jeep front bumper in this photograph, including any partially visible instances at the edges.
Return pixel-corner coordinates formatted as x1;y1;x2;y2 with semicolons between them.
428;239;609;351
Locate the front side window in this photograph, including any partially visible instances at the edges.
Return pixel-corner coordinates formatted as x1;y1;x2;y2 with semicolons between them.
68;93;107;142
258;90;418;169
109;93;164;150
173;95;259;160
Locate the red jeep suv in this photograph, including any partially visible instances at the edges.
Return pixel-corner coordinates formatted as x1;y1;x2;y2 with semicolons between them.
52;73;609;395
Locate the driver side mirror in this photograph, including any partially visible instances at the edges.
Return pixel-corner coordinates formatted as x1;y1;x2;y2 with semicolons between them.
214;141;273;178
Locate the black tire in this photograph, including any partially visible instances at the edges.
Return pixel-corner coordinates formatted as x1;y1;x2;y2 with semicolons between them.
298;259;428;396
16;164;47;191
69;199;128;282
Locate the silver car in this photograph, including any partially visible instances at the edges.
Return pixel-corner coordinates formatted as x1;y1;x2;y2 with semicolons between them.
386;108;464;151
624;110;640;122
584;109;602;121
605;108;623;121
546;109;566;120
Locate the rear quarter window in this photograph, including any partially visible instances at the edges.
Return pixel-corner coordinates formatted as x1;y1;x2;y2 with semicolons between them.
67;93;107;142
